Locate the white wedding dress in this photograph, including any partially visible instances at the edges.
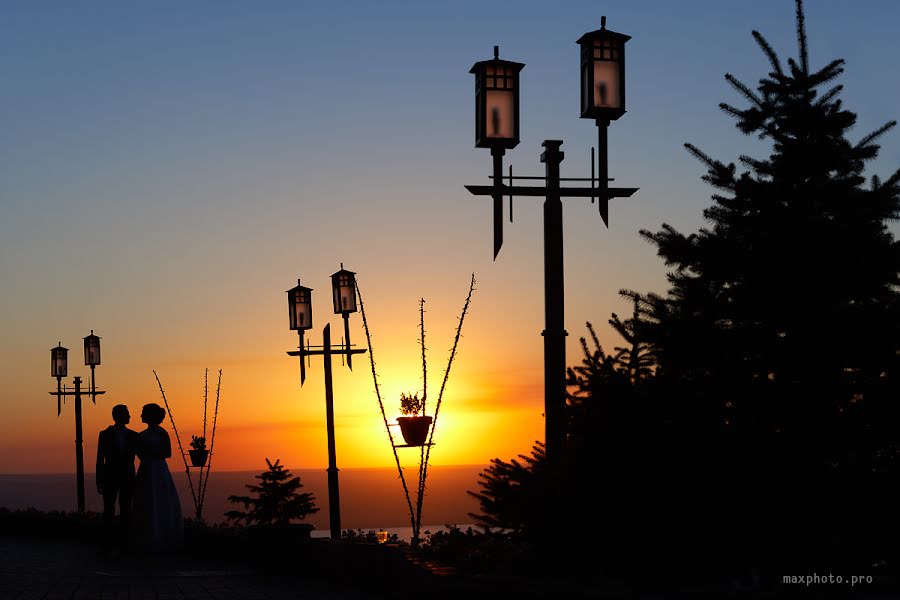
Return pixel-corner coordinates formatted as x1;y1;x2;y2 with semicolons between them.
132;425;184;552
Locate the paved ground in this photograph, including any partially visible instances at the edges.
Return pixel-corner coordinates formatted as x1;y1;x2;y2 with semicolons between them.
0;536;385;600
5;535;898;599
0;535;599;600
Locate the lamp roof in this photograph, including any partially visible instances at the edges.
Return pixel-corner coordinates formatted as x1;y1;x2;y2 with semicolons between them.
576;18;632;45
331;266;356;278
287;280;313;294
469;46;525;75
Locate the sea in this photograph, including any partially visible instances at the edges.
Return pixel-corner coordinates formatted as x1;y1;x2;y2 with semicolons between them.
0;465;484;542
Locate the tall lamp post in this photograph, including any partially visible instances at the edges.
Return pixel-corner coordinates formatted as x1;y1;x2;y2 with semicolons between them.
285;265;366;539
49;331;105;513
466;17;638;472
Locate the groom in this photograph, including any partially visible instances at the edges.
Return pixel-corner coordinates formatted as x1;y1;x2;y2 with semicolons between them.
96;404;139;555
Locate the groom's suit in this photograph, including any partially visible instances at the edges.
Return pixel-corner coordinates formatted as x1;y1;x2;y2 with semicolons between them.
96;425;139;550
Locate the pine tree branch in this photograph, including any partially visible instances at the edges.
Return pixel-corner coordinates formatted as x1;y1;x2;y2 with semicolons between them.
856;121;897;150
809;59;845;87
738;155;772;177
815;84;842;106
884;167;900;190
684;143;717;169
719;103;743;120
752;30;783;75
725;73;764;108
795;0;809;75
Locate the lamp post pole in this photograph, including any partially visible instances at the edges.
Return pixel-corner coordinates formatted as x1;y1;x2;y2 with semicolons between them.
288;327;365;538
321;324;341;537
286;267;366;540
73;377;85;512
467;18;636;473
541;141;567;467
49;339;105;514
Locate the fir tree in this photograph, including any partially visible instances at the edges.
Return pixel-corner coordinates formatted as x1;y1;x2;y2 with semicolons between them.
631;0;899;562
466;442;546;533
225;458;319;526
639;0;899;443
608;291;656;385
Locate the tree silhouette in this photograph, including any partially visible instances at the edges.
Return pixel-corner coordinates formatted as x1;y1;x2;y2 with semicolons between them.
466;442;546;533
608;291;655;385
225;459;318;527
640;0;898;436
632;0;899;563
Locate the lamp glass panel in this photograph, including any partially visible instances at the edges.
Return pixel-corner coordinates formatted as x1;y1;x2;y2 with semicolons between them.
84;339;100;366
592;60;621;110
51;348;67;377
333;274;357;313
294;302;311;329
485;89;514;139
291;289;312;330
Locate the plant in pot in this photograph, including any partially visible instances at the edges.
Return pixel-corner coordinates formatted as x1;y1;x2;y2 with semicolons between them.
189;435;209;467
397;392;432;446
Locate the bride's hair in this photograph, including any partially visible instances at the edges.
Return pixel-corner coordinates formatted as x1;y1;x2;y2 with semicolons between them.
141;403;166;426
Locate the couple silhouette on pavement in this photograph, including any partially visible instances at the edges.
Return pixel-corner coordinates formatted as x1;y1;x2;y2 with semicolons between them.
96;403;183;556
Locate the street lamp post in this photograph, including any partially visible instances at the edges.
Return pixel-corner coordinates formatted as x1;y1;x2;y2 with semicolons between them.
49;331;106;513
286;265;366;539
466;17;638;472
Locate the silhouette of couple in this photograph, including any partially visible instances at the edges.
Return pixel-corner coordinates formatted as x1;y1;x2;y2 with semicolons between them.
96;403;183;556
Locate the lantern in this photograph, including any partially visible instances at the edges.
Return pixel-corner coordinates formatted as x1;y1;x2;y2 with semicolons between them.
287;281;313;331
470;46;524;150
83;330;101;366
577;17;630;121
51;343;68;378
331;266;357;314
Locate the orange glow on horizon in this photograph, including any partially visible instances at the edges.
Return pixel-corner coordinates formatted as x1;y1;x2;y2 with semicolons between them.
2;329;547;474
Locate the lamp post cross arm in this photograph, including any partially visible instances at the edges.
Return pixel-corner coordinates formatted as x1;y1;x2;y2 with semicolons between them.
49;390;106;397
465;184;638;198
287;348;367;358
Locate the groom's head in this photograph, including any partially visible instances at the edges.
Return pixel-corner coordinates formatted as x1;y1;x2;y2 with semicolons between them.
112;404;130;425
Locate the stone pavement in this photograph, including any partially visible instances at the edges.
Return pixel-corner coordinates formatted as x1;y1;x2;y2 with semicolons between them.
13;533;897;599
0;536;384;599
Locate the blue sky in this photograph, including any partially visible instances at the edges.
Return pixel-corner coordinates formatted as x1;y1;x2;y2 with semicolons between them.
2;1;898;471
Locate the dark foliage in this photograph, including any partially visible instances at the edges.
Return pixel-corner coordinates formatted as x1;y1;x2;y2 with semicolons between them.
225;458;319;526
466;442;546;533
630;0;899;564
340;528;401;544
0;507;101;541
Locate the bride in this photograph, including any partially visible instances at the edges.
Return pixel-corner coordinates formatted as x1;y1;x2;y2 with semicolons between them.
132;403;183;553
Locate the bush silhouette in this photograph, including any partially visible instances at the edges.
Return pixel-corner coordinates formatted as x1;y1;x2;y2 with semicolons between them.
225;458;318;526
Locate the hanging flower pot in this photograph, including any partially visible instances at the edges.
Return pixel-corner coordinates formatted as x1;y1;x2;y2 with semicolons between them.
189;449;209;467
189;434;208;466
397;416;433;446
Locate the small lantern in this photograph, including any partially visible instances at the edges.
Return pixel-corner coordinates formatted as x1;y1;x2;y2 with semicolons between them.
51;343;68;378
470;46;525;150
331;266;358;314
83;330;101;366
577;17;630;121
287;280;313;331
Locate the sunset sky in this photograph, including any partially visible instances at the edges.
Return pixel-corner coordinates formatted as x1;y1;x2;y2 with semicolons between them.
2;1;898;474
